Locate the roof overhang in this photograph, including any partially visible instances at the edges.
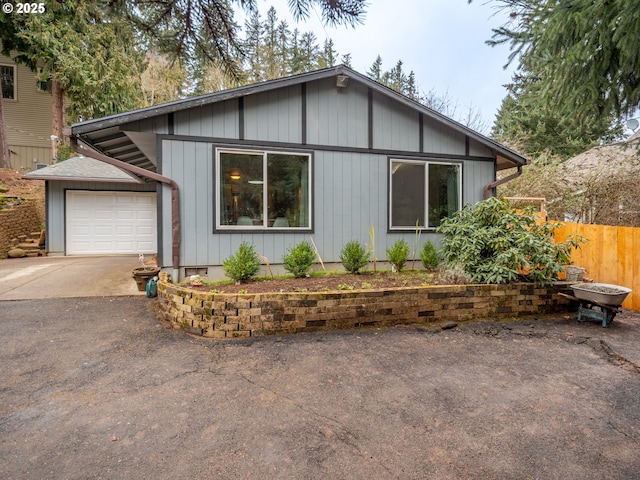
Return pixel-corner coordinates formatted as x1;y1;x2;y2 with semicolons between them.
71;65;528;172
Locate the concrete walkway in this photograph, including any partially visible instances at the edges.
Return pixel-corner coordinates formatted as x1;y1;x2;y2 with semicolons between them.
0;255;148;300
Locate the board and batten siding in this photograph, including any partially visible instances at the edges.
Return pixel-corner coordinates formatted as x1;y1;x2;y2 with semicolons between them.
45;180;157;255
244;86;301;143
122;116;169;135
306;77;369;148
118;74;500;270
172;100;238;138
372;91;420;152
159;139;494;269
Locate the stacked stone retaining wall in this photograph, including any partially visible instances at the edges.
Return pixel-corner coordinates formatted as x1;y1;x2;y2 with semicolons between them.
157;281;574;338
0;198;45;259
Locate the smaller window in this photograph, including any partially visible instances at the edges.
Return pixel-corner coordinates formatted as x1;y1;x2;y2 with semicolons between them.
1;65;15;100
37;78;52;93
390;159;462;229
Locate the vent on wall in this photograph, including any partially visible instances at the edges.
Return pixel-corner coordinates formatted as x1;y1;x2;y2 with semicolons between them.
36;163;49;170
185;267;208;277
336;75;349;88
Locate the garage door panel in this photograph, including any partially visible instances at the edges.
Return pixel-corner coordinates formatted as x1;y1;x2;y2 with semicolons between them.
136;241;155;251
115;225;134;235
136;226;154;235
95;210;115;220
95;225;114;235
66;191;157;255
72;225;92;235
115;194;135;203
116;210;134;220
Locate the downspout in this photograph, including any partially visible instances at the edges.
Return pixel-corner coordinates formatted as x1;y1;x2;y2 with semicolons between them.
70;136;181;280
483;165;523;200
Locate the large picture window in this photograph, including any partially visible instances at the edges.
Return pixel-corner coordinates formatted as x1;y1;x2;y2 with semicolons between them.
390;159;461;229
216;149;311;229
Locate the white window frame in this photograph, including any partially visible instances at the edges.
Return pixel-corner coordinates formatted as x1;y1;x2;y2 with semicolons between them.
389;158;463;231
0;64;16;101
215;147;312;231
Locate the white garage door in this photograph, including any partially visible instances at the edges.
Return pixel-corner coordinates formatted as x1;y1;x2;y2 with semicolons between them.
66;191;157;255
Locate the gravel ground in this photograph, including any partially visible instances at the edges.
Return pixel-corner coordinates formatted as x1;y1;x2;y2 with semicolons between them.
1;297;639;479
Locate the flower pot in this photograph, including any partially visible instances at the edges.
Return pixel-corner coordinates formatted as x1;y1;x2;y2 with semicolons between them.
132;267;161;291
565;266;585;282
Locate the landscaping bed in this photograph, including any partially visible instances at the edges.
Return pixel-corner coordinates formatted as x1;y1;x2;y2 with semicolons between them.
181;268;475;294
158;278;574;338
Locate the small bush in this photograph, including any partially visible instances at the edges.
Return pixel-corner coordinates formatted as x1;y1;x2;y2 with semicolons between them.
420;241;440;270
282;241;316;278
386;239;410;272
437;264;473;285
223;242;261;283
340;240;371;273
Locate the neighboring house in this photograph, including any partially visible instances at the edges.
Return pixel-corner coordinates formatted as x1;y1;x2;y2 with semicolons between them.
0;52;53;170
27;66;528;280
561;130;640;226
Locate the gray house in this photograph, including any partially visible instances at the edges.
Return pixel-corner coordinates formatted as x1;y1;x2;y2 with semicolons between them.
30;66;527;280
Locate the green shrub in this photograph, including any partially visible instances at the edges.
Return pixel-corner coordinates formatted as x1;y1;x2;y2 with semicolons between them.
282;241;316;278
223;242;261;283
340;240;371;273
386;239;410;272
420;241;440;270
437;197;586;286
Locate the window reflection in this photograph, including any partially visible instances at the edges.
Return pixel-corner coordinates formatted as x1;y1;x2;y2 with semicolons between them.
218;150;311;229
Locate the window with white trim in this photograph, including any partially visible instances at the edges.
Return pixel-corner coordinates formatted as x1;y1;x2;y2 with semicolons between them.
389;159;462;229
1;65;15;100
216;149;311;229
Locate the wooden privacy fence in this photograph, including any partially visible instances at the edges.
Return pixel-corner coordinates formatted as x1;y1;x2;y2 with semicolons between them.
554;222;640;310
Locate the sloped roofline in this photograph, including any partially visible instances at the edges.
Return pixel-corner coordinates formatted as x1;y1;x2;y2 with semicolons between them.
71;65;527;168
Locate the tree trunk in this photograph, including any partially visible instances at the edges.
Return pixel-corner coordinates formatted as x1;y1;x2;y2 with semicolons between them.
0;86;11;169
51;79;64;163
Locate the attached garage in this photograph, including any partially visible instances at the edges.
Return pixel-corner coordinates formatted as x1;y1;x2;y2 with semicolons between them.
66;191;157;255
23;156;159;256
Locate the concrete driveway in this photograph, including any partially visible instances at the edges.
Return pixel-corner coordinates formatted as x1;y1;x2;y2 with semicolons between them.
0;255;147;300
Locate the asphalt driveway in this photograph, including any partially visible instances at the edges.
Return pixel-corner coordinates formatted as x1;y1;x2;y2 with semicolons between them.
1;294;639;479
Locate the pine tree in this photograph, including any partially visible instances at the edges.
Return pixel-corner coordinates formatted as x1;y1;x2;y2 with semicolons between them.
298;32;319;73
242;10;264;83
317;39;338;69
483;0;640;125
367;55;383;82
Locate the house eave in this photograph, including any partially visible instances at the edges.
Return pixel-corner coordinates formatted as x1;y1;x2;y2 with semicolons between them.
70;65;528;170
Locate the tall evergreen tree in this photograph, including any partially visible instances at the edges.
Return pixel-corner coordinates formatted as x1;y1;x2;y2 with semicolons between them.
242;10;264;83
367;55;383;82
0;0;144;163
341;53;352;68
492;70;621;158
298;31;319;73
480;0;640;126
317;39;338;69
260;7;284;80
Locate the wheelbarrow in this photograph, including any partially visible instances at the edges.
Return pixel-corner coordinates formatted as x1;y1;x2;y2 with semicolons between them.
559;283;632;327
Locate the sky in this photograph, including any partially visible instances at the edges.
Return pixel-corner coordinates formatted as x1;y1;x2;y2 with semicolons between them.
240;0;518;133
